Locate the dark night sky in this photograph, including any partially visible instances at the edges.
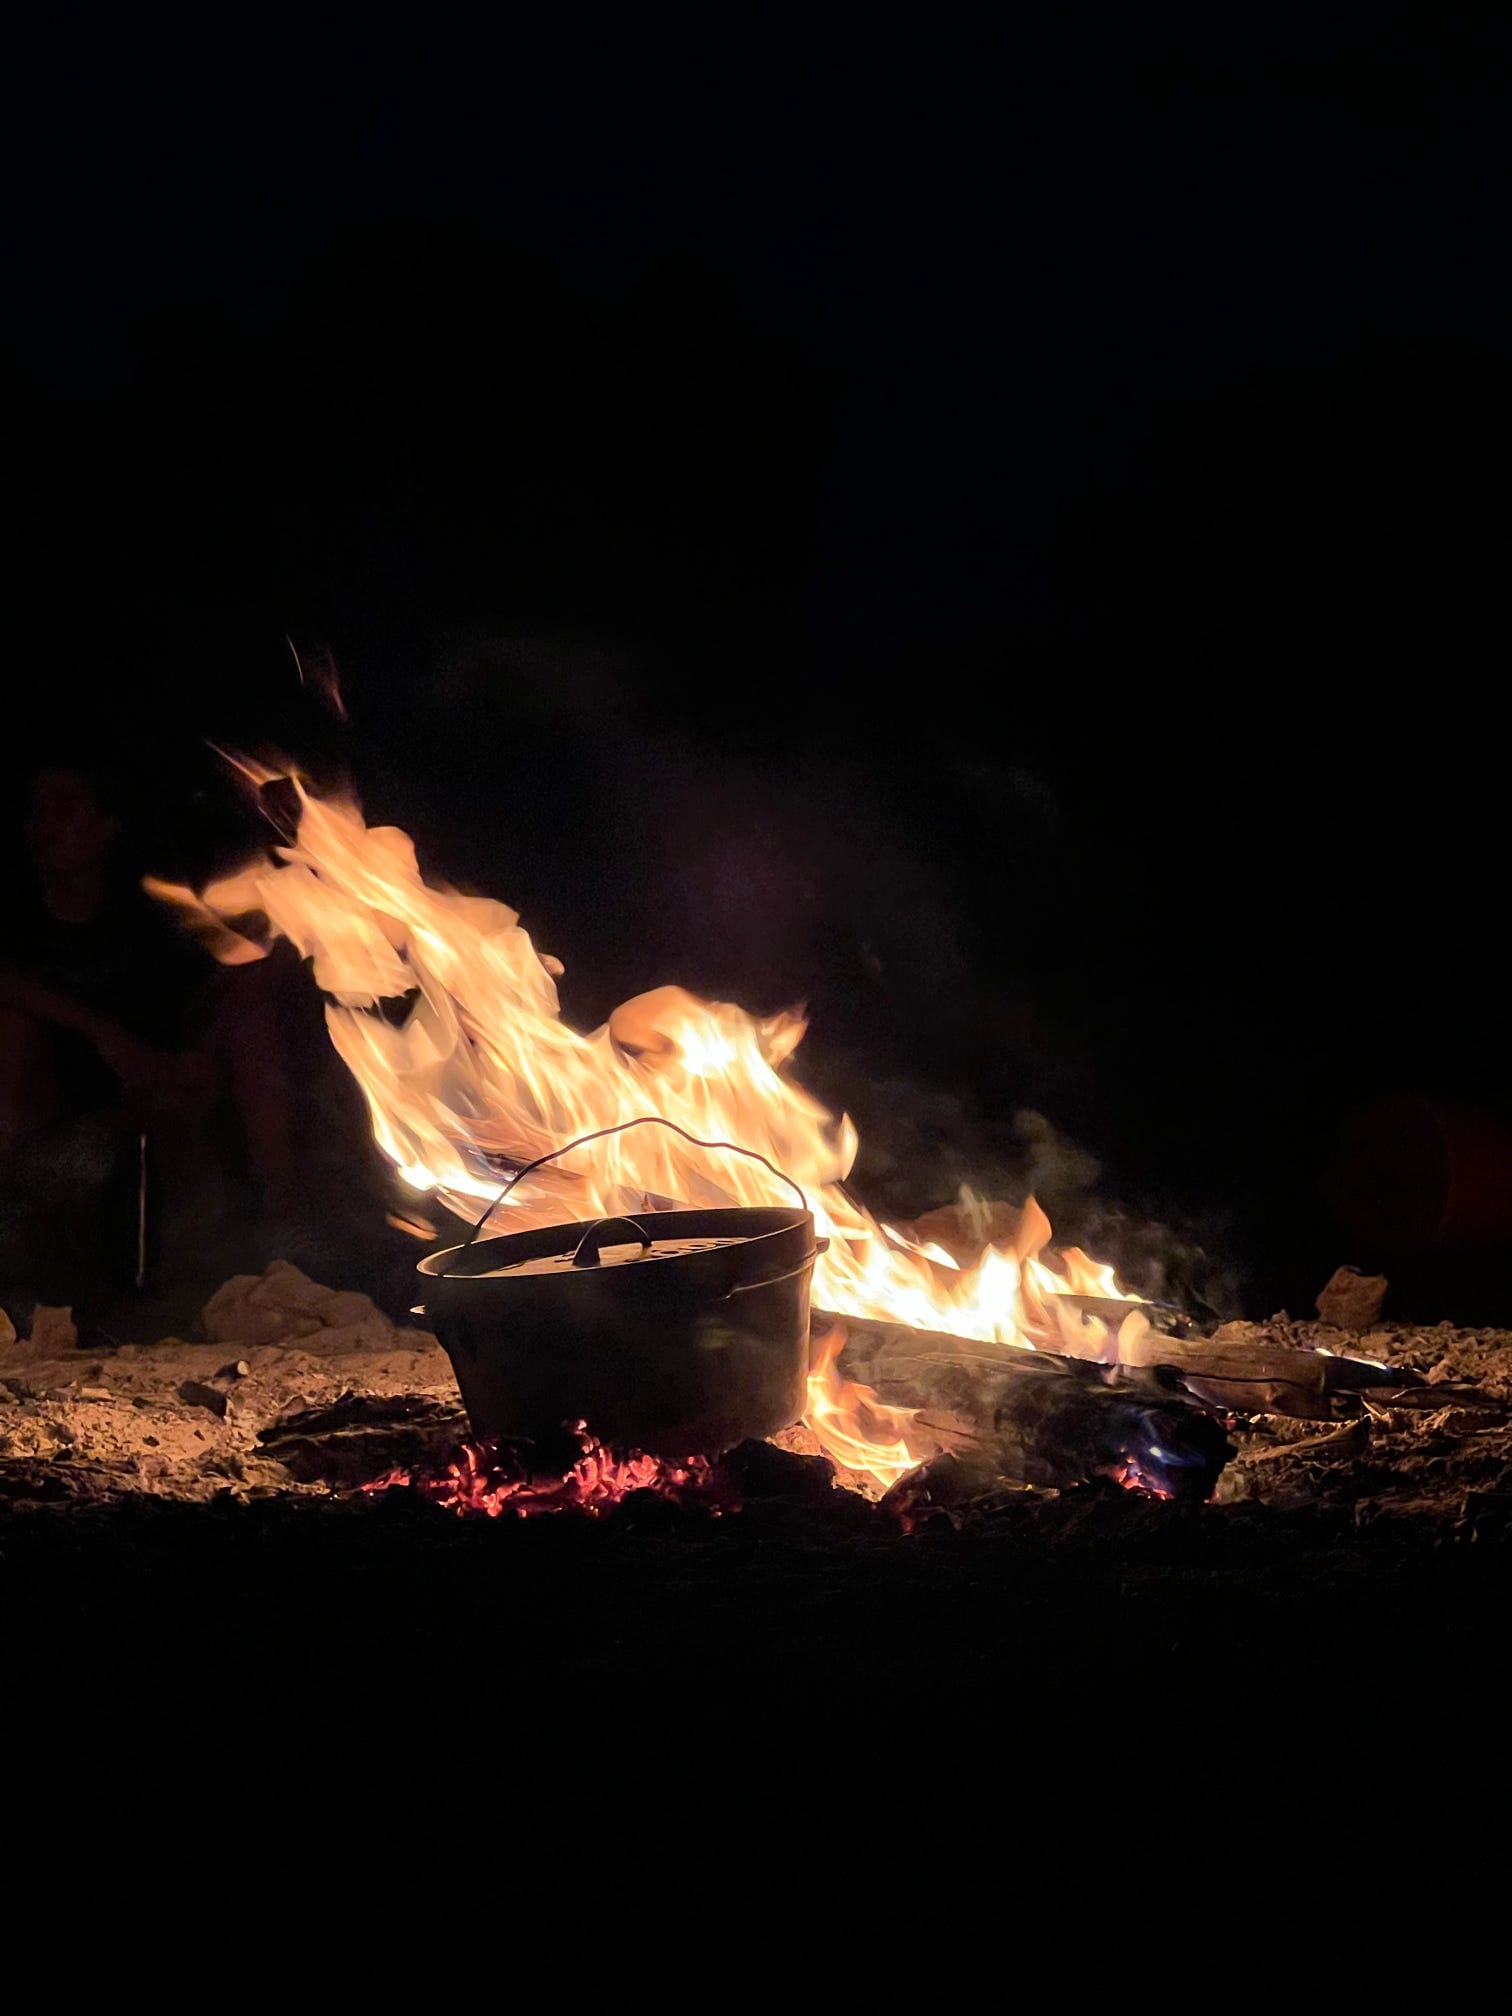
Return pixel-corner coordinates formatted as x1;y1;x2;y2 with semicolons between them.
7;8;1512;1310
16;14;1510;623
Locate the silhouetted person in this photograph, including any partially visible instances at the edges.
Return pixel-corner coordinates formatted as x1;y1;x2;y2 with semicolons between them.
0;762;300;1319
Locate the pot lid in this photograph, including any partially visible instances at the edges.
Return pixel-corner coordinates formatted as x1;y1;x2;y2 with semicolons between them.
478;1232;748;1280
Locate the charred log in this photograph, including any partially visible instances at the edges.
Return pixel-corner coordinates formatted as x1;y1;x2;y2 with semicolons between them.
829;1316;1232;1499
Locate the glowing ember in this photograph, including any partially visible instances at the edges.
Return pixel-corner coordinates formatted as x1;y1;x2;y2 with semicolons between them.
152;774;1143;1488
366;1422;730;1519
1097;1454;1174;1500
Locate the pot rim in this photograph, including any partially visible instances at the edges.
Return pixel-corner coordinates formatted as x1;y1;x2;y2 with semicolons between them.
418;1203;815;1286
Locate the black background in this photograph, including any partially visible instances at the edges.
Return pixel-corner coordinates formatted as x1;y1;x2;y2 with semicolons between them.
7;7;1511;1315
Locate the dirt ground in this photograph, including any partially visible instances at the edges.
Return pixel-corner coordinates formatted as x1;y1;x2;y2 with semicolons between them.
0;1261;465;1508
3;1263;1509;1876
5;1262;1510;1525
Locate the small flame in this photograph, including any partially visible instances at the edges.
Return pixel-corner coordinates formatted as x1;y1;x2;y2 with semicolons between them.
1098;1454;1174;1500
157;776;1142;1489
803;1323;941;1491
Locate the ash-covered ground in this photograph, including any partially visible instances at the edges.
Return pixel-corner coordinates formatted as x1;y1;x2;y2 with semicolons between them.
5;1260;1510;1526
4;1261;1509;1838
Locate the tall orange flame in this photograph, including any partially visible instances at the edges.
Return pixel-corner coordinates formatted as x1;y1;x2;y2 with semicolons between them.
150;779;1137;1485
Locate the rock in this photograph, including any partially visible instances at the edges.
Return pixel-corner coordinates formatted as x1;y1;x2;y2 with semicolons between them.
27;1307;78;1355
1316;1266;1388;1330
202;1273;262;1320
319;1290;393;1336
177;1380;231;1418
247;1260;334;1317
203;1264;396;1348
295;1319;396;1355
0;1416;71;1461
208;1303;320;1347
202;1271;323;1346
78;1386;112;1401
0;1308;15;1350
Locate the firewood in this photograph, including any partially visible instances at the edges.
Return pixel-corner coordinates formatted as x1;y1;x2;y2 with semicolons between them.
1051;1293;1194;1338
824;1315;1232;1498
832;1304;1415;1430
1116;1326;1410;1419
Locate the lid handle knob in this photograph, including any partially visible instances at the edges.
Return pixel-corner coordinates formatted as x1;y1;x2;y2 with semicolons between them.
570;1216;654;1268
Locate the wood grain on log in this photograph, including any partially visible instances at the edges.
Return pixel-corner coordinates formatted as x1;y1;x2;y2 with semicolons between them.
827;1314;1232;1497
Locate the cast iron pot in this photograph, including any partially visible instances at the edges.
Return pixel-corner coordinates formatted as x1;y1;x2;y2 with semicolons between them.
417;1206;820;1456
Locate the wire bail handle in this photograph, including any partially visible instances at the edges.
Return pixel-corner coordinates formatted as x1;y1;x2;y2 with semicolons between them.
441;1115;810;1274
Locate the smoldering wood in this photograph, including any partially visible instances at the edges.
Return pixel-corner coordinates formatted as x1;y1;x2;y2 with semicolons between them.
828;1315;1232;1498
827;1295;1438;1501
1051;1293;1196;1338
1115;1324;1414;1419
1032;1293;1420;1419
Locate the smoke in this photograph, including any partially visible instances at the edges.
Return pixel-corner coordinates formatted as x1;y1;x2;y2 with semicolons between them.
1011;1109;1245;1319
840;1083;1244;1319
1011;1108;1101;1209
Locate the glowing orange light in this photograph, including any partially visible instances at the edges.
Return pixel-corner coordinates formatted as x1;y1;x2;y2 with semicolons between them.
155;777;1142;1487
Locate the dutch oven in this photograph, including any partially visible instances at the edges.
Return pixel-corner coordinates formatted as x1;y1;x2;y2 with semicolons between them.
417;1203;821;1456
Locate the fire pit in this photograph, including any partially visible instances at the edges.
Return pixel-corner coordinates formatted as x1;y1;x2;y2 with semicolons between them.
112;768;1507;1541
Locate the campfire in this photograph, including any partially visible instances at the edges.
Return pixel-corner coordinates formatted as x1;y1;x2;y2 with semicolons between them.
145;774;1216;1482
5;764;1506;1537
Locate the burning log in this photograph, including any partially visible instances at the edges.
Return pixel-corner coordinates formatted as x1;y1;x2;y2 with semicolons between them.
1115;1325;1411;1420
1041;1295;1417;1420
825;1316;1232;1499
1051;1292;1195;1338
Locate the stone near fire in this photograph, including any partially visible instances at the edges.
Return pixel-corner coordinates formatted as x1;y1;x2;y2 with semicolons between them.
28;1306;79;1356
317;1289;388;1331
203;1272;318;1346
248;1261;340;1317
203;1261;396;1350
177;1379;232;1418
1315;1266;1388;1331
